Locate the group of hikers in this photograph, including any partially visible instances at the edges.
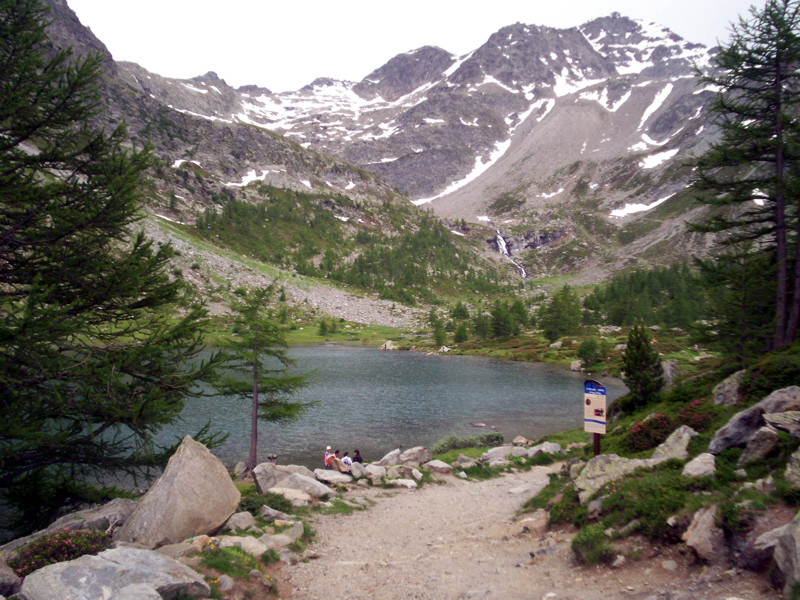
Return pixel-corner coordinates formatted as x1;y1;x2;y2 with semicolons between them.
323;446;363;472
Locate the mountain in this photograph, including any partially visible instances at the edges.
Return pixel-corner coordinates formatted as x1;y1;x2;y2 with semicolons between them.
109;11;719;281
46;0;723;288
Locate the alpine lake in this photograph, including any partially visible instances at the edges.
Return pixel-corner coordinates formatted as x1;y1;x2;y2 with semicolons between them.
159;344;627;470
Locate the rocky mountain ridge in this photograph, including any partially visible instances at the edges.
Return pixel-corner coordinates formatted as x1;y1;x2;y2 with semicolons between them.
110;10;720;279
45;0;730;284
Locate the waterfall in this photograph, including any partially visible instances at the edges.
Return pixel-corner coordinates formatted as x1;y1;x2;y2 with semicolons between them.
495;230;527;278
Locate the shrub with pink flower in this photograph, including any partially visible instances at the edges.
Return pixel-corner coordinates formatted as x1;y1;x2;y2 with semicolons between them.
7;529;112;579
627;413;675;451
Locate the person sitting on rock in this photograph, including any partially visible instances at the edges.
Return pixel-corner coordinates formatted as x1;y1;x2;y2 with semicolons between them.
342;452;353;467
352;449;363;463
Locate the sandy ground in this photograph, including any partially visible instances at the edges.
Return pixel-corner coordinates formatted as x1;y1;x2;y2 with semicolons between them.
279;466;782;600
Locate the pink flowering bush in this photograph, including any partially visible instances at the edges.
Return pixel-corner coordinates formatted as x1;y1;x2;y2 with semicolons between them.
627;414;674;451
676;398;714;432
7;529;112;579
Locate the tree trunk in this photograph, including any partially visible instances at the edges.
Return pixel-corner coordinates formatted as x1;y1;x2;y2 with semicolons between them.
772;60;788;348
248;326;259;472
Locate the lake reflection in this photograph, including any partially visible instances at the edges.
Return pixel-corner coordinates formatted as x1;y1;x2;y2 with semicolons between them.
161;344;626;470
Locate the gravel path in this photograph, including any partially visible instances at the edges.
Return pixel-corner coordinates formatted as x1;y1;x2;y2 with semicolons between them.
281;467;781;600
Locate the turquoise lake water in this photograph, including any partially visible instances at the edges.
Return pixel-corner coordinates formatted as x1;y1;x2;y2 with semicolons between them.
161;344;626;470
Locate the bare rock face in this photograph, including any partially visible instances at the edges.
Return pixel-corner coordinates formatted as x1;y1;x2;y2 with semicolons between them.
117;436;240;549
710;386;800;455
18;548;209;600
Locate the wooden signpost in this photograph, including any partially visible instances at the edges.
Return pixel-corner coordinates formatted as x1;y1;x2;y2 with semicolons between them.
583;379;607;457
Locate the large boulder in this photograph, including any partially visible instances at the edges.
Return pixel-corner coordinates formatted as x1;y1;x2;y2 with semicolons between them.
574;454;649;503
774;509;800;597
712;370;745;406
252;463;314;493
268;472;334;499
423;459;452;474
765;411;800;438
710;386;800;455
374;448;402;466
399;446;432;466
737;425;780;466
0;560;20;597
117;436;240;549
682;453;716;478
349;461;367;479
313;469;352;485
480;446;526;462
526;442;562;458
787;449;800;487
364;464;386;484
18;547;209;600
682;505;726;564
650;425;697;462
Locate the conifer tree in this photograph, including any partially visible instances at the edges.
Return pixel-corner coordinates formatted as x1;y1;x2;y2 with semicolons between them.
621;323;664;410
0;0;220;535
692;0;800;349
214;288;311;472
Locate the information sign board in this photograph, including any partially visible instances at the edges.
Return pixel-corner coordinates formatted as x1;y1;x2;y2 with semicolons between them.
583;379;607;435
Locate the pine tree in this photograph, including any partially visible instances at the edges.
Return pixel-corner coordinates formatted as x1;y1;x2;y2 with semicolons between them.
214;288;311;472
0;0;221;536
538;285;581;342
692;0;800;349
621;323;664;410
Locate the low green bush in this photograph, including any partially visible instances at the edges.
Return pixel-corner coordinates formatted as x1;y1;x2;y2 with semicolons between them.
200;543;262;579
8;529;112;579
548;484;586;527
238;489;293;516
571;523;614;565
741;342;800;402
431;432;505;454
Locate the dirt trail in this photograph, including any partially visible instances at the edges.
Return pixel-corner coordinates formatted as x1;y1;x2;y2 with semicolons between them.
281;466;781;600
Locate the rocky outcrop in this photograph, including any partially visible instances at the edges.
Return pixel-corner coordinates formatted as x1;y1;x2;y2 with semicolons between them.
774;510;800;597
737;426;780;466
18;548;209;600
575;426;698;502
682;505;726;564
710;387;800;455
0;560;21;597
764;411;800;438
117;436;240;549
650;425;697;462
712;370;745;406
786;449;800;487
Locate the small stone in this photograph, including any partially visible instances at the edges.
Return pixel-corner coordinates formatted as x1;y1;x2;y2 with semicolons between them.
662;560;678;571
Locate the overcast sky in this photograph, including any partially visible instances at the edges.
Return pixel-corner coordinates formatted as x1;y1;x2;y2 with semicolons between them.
67;0;759;93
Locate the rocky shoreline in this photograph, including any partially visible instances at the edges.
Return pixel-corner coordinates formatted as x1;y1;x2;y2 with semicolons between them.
3;386;800;599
